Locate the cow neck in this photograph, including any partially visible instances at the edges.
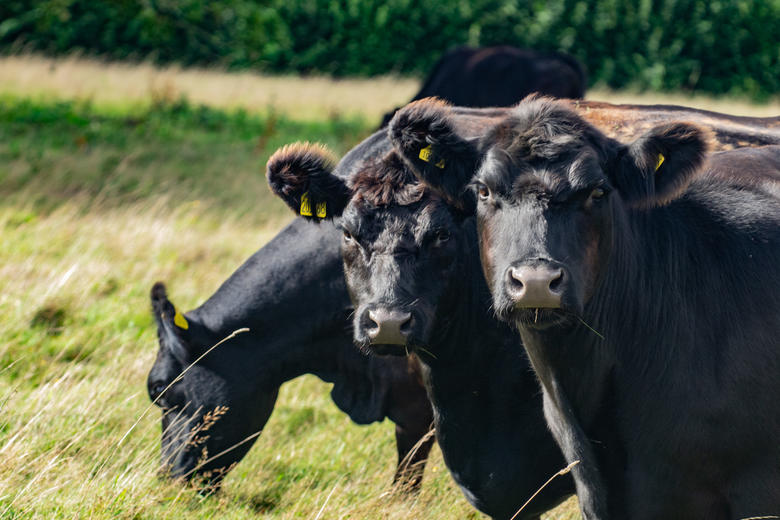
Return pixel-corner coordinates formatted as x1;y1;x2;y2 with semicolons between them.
415;221;521;408
588;190;776;380
419;221;504;370
412;224;571;519
190;218;354;387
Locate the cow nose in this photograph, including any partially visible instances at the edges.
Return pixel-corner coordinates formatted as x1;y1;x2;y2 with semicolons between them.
366;308;412;345
505;265;565;308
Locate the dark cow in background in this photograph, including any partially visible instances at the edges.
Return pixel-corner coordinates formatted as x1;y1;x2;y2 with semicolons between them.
147;218;434;491
391;97;780;519
379;46;586;127
266;138;572;519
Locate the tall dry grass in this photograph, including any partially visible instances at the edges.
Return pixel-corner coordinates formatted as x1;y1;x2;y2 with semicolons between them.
0;54;419;122
1;55;777;123
0;195;579;518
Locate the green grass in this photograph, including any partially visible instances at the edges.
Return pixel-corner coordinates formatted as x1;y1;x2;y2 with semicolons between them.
0;95;374;227
0;91;585;519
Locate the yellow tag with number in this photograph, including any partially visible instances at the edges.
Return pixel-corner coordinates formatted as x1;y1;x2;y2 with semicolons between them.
655;153;665;171
300;191;313;216
300;192;326;218
173;308;189;330
419;145;445;169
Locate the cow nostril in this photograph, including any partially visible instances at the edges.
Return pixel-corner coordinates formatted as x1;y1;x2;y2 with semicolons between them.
366;310;381;338
399;314;413;335
548;269;564;292
507;267;525;293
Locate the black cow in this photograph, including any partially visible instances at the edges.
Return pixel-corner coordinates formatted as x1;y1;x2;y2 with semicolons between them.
379;46;586;127
147;217;434;491
266;139;574;519
390;97;780;519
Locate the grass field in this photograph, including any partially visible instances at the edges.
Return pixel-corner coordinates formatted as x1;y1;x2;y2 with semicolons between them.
0;55;777;519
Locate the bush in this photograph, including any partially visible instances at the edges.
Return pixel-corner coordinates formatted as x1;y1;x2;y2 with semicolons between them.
1;0;778;98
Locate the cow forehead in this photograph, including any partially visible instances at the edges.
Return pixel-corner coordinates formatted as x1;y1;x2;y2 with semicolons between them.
344;199;453;245
478;146;605;197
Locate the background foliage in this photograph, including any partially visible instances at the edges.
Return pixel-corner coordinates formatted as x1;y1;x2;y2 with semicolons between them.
1;0;778;98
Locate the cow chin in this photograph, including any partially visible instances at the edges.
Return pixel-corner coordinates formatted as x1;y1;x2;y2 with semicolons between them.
510;308;573;330
367;343;410;357
161;443;233;494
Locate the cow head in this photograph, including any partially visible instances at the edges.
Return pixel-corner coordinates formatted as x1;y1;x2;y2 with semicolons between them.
267;143;472;359
147;283;277;490
392;97;709;329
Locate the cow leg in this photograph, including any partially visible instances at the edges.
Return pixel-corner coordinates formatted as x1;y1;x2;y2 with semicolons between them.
392;421;435;492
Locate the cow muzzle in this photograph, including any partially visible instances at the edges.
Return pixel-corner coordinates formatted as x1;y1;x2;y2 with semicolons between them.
505;264;565;309
362;307;413;345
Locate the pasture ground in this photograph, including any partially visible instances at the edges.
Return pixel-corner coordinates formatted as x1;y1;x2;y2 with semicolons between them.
1;55;777;519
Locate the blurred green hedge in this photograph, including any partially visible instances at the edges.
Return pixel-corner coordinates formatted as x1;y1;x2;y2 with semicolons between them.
1;0;778;98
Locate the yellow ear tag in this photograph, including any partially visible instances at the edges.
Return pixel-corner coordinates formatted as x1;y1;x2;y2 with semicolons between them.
300;191;313;217
300;192;326;218
173;308;189;330
655;153;665;172
419;145;446;169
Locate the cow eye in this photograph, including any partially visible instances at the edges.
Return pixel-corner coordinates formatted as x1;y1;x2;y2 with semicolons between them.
435;229;451;243
590;188;606;200
149;382;167;402
342;229;353;241
584;187;609;210
476;183;490;201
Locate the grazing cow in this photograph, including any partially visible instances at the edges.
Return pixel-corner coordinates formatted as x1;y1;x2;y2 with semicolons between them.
390;97;780;519
379;45;586;127
147;217;434;491
266;139;574;519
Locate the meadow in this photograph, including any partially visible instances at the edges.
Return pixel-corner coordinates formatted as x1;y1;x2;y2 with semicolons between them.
0;55;777;519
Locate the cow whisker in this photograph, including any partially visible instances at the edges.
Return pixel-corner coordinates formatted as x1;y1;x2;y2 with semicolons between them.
576;315;605;340
414;345;437;360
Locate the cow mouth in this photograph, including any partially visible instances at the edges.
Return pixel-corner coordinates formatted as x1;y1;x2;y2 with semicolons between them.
511;308;571;329
367;342;410;356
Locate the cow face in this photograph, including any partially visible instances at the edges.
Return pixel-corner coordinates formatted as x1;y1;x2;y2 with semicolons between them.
339;156;465;356
391;97;708;329
147;283;277;491
267;144;467;358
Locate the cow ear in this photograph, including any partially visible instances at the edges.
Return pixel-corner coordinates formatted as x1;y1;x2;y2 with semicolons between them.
389;98;480;213
151;282;195;363
266;142;349;221
613;123;710;207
